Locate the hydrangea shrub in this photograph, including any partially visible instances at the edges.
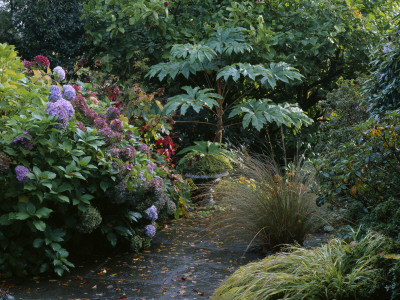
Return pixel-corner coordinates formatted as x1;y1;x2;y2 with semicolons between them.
0;44;190;277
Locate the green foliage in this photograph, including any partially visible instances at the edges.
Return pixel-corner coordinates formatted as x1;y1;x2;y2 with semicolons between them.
177;141;233;157
83;0;398;109
315;78;370;152
163;87;222;116
176;141;234;175
0;44;190;277
363;21;400;115
229;99;312;131
1;0;86;69
76;205;102;234
212;232;388;300
0;43;29;117
211;152;317;249
148;26;312;142
178;154;232;176
313;106;400;238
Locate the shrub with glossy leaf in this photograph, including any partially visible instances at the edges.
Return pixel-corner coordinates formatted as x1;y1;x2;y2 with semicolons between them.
313;107;400;238
0;44;189;277
212;232;387;300
211;152;317;249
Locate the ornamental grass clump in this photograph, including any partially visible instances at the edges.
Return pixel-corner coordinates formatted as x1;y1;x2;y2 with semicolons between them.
212;152;317;249
212;232;387;300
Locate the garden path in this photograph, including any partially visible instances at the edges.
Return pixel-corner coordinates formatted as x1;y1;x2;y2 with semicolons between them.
5;214;261;300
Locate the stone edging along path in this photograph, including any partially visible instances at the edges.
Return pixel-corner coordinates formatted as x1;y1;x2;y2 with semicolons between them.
5;216;261;300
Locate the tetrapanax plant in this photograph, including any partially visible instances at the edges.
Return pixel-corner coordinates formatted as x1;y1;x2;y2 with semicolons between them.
147;26;313;142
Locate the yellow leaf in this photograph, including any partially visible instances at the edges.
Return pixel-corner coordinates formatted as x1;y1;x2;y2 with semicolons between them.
383;254;400;260
376;129;381;137
155;100;163;111
350;185;357;196
32;69;41;78
120;115;129;125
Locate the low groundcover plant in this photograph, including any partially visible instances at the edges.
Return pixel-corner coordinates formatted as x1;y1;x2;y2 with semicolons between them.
212;232;387;300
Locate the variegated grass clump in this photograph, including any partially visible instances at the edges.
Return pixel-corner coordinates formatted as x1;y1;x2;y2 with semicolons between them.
211;152;318;249
212;232;386;300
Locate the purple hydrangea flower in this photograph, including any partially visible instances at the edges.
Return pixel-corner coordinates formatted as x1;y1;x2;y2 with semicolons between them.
108;145;120;158
53;66;65;81
110;119;123;132
13;131;33;150
145;205;158;221
119;163;133;179
119;146;135;161
144;224;156;238
58;99;74;119
76;121;86;132
48;85;62;102
138;172;147;184
15;165;30;183
93;117;107;129
97;127;122;144
0;152;11;174
147;162;155;174
138;143;150;154
146;177;164;192
106;107;121;121
46;99;74;129
63;85;76;101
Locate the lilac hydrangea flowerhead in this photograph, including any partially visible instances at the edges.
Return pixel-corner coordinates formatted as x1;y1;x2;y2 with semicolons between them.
144;224;156;238
57;99;74;119
48;85;62;102
15;165;30;183
110;119;123;132
119;146;135;161
53;66;65;81
97;127;122;144
93;117;107;129
63;85;76;101
46;100;74;129
108;145;120;158
106;106;121;121
146;177;164;193
13;131;33;150
138;172;147;184
147;162;155;174
145;205;158;221
138;143;150;154
119;163;133;179
0;152;11;174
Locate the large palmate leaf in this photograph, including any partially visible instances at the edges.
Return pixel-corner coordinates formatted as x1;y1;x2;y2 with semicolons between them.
163;86;223;115
217;62;303;89
146;61;203;81
177;141;233;158
170;44;217;64
205;27;253;55
229;99;313;131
